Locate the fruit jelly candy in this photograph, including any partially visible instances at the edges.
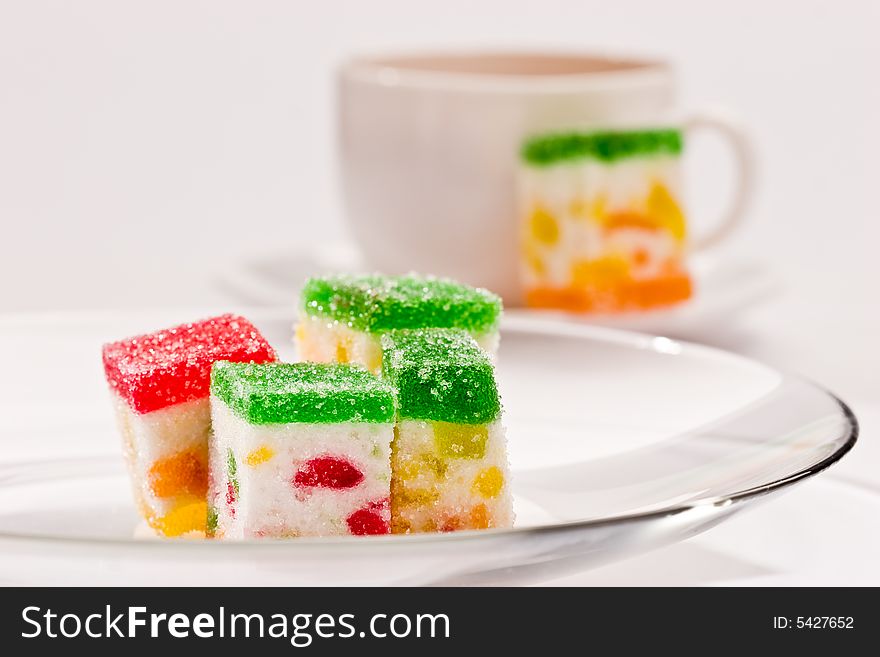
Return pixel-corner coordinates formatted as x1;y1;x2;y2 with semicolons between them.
300;273;501;335
102;314;277;538
381;328;500;425
380;329;513;534
208;361;395;538
103;314;277;414
210;361;395;424
389;418;513;534
295;273;502;374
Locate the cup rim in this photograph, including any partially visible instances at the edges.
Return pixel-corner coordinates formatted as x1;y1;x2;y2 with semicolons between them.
338;49;674;94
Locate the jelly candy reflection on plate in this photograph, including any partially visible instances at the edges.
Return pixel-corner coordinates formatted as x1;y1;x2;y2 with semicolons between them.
520;129;693;313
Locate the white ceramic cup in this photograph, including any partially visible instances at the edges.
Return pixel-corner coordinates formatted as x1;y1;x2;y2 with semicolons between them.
338;52;754;303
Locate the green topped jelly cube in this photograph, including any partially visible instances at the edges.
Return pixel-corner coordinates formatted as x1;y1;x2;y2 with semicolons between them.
300;274;502;336
381;329;501;425
210;361;396;425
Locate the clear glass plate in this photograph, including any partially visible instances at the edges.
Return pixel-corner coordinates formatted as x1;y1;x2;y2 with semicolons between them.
0;310;857;585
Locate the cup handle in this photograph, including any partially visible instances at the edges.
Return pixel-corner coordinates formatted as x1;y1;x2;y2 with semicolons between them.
683;108;756;251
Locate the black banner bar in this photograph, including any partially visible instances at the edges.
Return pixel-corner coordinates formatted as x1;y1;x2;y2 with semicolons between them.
0;587;873;654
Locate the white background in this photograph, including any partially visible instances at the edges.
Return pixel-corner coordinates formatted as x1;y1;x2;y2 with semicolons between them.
0;0;877;585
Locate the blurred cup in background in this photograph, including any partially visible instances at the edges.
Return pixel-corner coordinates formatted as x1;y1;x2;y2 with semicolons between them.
338;52;753;305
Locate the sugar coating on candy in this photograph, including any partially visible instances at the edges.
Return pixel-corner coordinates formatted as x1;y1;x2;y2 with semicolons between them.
390;416;513;534
112;394;212;537
469;503;490;530
103;314;277;414
227;448;239;496
245;445;275;467
293;456;365;489
346;498;390;535
433;422;489;459
472;466;505;498
522;128;683;166
300;274;502;335
209;398;394;538
381;329;501;424
211;361;395;425
147;449;207;499
346;504;391;535
226;481;237;510
153;500;207;537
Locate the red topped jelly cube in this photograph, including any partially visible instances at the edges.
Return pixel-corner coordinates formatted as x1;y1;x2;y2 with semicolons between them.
102;314;277;414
